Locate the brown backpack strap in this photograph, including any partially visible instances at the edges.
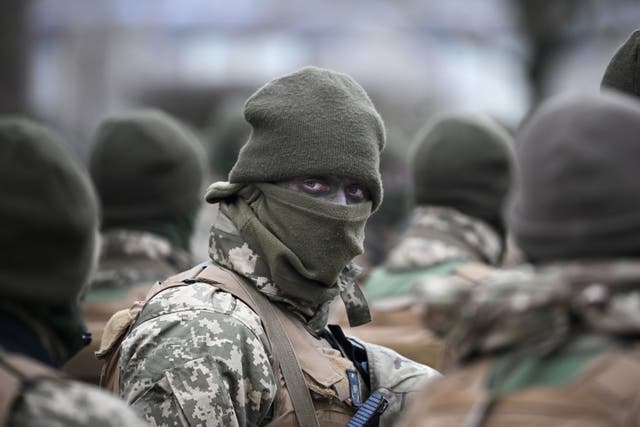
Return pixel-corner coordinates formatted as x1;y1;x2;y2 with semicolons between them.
0;352;62;426
195;265;321;427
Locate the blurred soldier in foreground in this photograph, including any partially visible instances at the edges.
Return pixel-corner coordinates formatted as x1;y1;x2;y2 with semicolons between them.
348;115;513;368
400;91;640;426
100;66;438;427
64;110;205;383
0;117;145;426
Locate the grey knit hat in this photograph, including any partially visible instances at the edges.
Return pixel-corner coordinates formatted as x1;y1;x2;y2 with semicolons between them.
228;66;386;210
601;30;640;97
90;109;205;225
0;117;98;304
410;113;514;236
508;91;640;262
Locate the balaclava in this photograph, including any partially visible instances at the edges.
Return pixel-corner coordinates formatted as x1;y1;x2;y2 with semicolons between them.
208;66;385;330
89;110;205;251
508;91;640;262
229;66;386;210
601;30;640;97
411;114;514;238
0;117;99;364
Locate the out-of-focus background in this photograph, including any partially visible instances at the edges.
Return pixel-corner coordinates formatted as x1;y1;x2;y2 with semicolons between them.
4;0;640;262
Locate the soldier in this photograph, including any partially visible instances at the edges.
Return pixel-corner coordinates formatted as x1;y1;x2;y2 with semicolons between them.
0;117;145;426
101;66;438;426
400;91;640;426
347;114;513;368
64;110;205;383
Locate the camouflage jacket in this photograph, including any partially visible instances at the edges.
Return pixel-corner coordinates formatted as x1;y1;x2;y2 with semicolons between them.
364;206;503;302
2;348;145;427
119;210;437;426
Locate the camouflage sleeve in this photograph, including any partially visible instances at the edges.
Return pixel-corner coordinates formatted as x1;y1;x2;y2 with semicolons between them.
9;379;146;427
353;338;441;427
120;283;277;427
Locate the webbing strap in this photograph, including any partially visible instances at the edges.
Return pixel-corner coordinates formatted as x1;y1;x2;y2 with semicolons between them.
196;266;320;427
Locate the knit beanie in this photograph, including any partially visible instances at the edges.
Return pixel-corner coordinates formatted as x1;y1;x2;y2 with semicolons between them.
90;110;205;226
410;114;514;236
508;91;640;262
601;30;640;97
228;66;386;210
0;117;98;304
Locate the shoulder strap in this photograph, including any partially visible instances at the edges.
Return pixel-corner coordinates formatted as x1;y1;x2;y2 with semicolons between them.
0;352;62;426
195;265;321;427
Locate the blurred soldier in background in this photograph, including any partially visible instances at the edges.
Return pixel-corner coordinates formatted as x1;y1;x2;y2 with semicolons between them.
64;110;205;383
401;91;640;426
0;117;145;426
100;66;438;427
344;115;513;369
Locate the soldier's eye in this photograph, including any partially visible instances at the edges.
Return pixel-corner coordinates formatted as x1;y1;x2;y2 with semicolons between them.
346;183;369;203
302;179;330;194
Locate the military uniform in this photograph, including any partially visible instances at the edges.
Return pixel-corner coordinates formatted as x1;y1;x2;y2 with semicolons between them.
401;92;640;426
119;209;438;426
401;261;640;426
65;229;192;383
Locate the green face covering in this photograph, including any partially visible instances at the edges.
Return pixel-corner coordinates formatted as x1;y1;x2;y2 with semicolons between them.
228;183;371;291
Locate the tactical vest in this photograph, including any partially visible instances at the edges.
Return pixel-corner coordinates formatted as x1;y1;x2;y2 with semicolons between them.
401;349;640;427
97;263;361;426
0;350;62;426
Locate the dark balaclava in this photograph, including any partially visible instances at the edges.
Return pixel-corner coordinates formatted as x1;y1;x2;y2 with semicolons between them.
0;117;99;364
601;30;640;97
89;110;205;251
228;66;386;210
410;114;514;238
508;91;640;262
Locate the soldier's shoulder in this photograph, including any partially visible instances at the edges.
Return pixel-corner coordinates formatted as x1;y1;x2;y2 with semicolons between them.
10;378;145;427
134;281;265;340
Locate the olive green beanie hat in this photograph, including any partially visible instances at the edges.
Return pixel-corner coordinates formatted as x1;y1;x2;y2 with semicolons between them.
228;66;386;210
601;30;640;97
89;109;205;225
410;114;514;236
508;91;640;262
0;117;98;304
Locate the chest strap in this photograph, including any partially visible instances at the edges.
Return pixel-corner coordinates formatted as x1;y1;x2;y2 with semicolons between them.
190;265;321;427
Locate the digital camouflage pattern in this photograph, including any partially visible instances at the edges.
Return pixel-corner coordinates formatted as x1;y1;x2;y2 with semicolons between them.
65;229;193;383
119;209;437;426
8;376;146;427
415;259;640;364
401;260;640;426
365;206;503;301
89;229;192;294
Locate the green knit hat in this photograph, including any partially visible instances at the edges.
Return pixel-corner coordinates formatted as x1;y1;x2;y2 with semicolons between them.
410;114;514;236
0;117;98;304
228;66;386;210
601;30;640;97
89;110;205;226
